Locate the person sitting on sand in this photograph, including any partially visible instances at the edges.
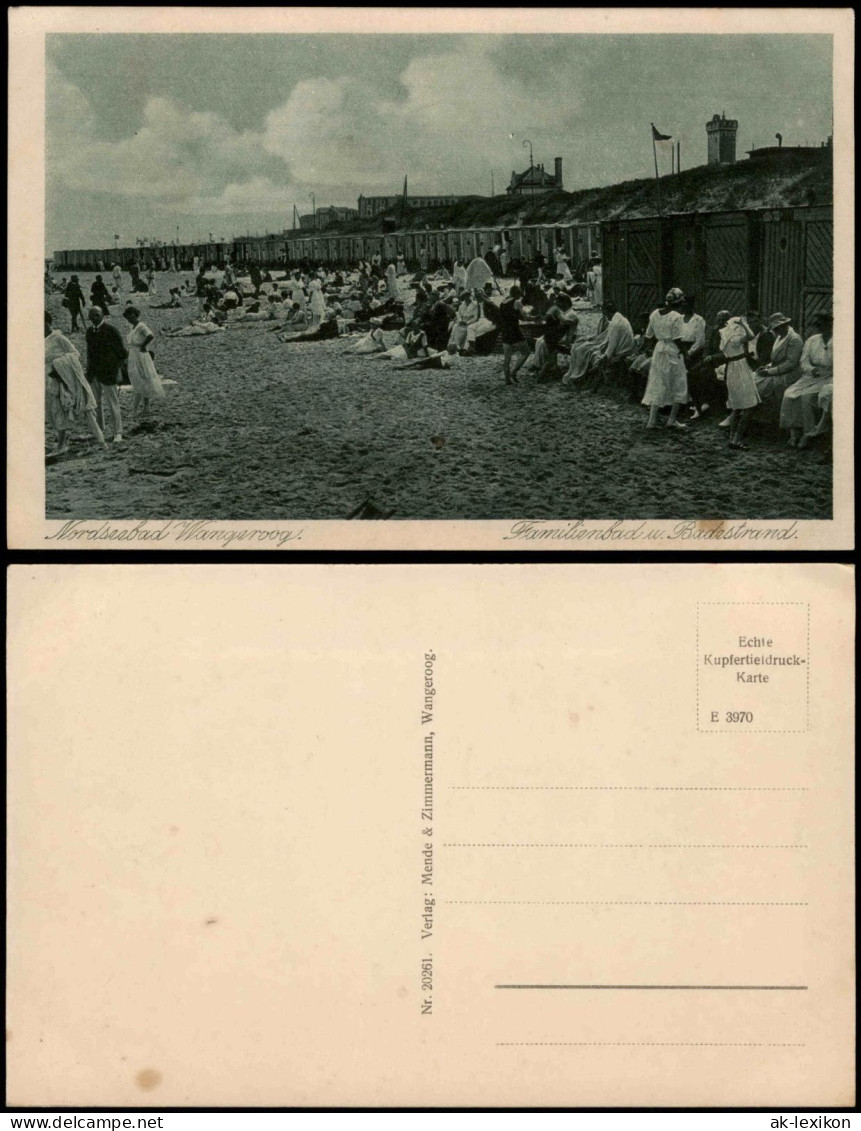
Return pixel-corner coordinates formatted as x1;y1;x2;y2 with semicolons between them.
752;313;803;423
567;283;593;310
806;373;833;444
393;343;461;371
593;301;635;390
565;309;611;384
570;301;632;391
148;287;184;310
448;292;480;353
343;327;389;355
524;296;577;382
266;302;308;334
421;290;457;353
367;321;430;362
366;327;409;361
230;294;284;325
160;304;226;336
463;285;501;356
779;312;833;449
220;285;243;312
278;310;340;344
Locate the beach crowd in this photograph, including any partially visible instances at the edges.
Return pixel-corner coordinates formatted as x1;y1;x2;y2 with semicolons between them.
45;247;833;461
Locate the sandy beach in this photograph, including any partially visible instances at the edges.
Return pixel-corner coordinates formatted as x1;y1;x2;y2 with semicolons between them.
44;274;832;522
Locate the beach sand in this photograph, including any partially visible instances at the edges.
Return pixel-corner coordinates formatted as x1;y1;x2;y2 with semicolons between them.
44;274;832;522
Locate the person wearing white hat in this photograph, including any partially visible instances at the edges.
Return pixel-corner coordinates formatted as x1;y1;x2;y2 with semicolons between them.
642;287;690;430
753;313;803;416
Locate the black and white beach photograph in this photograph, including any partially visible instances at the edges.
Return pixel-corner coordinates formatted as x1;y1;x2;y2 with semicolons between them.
15;9;850;538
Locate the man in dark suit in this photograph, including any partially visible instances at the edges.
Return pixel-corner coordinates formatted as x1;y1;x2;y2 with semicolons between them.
85;307;127;442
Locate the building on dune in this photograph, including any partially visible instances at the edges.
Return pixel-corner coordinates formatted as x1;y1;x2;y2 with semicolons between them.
507;158;563;195
357;193;469;220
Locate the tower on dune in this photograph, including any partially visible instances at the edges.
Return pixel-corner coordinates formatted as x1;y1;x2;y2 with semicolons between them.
707;112;738;165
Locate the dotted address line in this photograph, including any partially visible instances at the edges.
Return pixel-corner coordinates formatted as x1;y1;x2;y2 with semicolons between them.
443;843;807;849
497;1042;805;1048
446;900;807;906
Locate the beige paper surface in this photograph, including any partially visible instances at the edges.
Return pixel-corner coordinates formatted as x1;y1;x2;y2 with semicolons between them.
6;563;855;1106
7;6;855;551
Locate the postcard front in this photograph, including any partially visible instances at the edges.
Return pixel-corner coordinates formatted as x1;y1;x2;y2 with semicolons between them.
7;7;854;550
6;563;854;1106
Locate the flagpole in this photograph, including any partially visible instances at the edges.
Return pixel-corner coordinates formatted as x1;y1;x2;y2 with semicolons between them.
651;124;663;216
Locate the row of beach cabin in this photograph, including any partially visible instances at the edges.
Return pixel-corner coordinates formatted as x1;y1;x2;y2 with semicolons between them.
52;204;832;335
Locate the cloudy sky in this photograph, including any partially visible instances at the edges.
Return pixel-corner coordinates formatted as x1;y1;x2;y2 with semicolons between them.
46;33;832;250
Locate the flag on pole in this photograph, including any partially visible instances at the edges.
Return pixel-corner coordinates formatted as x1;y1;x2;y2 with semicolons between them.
650;124;671;216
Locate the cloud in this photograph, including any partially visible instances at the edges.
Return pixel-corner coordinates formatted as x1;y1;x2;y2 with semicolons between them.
187;176;291;216
47;41;584;226
263;77;388;190
261;41;573;196
47;62;288;211
381;41;555;155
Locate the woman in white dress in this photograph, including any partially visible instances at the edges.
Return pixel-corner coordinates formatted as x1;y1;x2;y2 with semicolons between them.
385;263;400;301
289;275;308;315
448;293;480;352
555;249;573;283
44;311;107;456
308;278;327;327
716;315;761;449
452;261;468;296
586;258;603;306
780;313;833;448
122;306;165;417
642;288;689;429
